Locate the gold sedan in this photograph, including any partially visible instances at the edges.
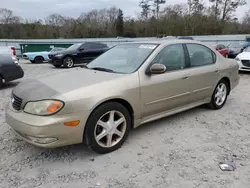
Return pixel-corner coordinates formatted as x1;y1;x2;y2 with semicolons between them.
5;40;239;154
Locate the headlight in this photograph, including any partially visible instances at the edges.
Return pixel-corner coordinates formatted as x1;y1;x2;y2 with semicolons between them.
24;100;64;116
55;54;63;57
235;57;240;61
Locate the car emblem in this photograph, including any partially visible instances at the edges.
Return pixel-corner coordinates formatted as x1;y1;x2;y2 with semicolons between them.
11;98;15;103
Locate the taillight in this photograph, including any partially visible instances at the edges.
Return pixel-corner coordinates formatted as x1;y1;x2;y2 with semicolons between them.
11;47;16;56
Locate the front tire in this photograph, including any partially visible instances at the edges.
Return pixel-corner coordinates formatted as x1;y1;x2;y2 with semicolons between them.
84;102;131;154
63;57;74;68
209;79;229;109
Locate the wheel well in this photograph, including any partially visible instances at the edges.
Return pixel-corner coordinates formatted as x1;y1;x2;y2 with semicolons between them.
91;99;134;128
221;77;231;95
35;56;44;61
63;55;75;62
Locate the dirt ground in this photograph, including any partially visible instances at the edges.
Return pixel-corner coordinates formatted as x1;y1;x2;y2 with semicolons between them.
0;60;250;188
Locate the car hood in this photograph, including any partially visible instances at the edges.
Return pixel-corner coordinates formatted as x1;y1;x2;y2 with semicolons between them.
23;51;48;55
228;47;241;53
237;52;250;59
49;50;66;55
12;68;125;102
52;50;75;56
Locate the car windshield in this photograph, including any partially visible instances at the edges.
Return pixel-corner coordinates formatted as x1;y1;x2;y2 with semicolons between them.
66;43;82;51
228;43;241;48
50;48;63;52
87;43;158;74
244;46;250;52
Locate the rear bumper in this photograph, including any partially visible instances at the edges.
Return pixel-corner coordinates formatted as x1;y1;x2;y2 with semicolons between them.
5;65;24;82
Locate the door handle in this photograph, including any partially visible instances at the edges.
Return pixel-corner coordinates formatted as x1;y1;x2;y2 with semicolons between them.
215;70;219;73
182;76;189;80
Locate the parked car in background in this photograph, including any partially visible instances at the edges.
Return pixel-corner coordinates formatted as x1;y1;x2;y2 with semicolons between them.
22;47;66;64
5;40;239;154
0;46;17;59
227;43;244;58
177;36;194;40
213;44;229;57
235;46;250;71
48;42;109;68
0;55;24;88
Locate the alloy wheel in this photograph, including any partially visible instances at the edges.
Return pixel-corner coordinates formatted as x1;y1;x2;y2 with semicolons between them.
64;58;74;68
214;83;227;106
94;110;126;148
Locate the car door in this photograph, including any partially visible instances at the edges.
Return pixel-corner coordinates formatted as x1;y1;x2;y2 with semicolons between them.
184;43;220;103
139;43;193;118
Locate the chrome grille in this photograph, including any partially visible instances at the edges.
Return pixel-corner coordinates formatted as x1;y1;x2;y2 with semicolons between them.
12;94;23;111
242;60;250;67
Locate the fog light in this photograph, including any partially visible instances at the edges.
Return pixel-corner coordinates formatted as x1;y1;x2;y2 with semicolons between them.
26;135;58;144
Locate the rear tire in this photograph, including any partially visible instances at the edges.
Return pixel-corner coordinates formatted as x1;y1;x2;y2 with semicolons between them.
208;79;229;109
34;56;44;64
84;102;131;154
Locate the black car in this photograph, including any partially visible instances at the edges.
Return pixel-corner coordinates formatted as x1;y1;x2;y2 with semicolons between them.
227;43;244;58
48;42;109;68
0;55;24;88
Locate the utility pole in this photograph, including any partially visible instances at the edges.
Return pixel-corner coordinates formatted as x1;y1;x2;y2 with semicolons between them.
154;0;166;19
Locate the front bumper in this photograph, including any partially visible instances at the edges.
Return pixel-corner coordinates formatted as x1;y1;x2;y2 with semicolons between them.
5;65;24;82
48;57;63;66
5;102;90;148
237;60;250;71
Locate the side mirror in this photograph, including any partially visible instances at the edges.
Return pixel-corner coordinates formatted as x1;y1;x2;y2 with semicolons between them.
146;64;167;75
79;48;84;51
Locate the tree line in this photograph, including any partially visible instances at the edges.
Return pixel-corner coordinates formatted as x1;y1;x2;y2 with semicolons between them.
0;0;249;39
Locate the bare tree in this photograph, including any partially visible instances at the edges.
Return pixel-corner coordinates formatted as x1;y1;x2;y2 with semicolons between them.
0;8;21;24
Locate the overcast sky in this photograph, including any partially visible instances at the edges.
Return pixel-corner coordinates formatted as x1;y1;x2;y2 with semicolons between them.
1;0;249;20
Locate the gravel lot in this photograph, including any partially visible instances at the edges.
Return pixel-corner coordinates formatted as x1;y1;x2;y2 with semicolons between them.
1;60;250;188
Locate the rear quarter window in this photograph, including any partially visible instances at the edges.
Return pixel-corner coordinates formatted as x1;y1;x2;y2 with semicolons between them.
186;43;216;67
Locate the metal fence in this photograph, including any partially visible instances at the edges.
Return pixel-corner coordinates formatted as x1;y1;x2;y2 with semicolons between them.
0;35;248;56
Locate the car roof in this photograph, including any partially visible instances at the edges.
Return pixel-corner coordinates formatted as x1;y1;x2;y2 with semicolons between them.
126;39;203;45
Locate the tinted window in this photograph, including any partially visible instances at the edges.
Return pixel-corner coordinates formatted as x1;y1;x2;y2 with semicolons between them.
152;44;186;71
216;44;225;50
82;43;107;49
186;44;215;67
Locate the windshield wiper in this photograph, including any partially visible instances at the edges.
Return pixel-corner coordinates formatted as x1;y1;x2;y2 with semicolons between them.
90;67;115;73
